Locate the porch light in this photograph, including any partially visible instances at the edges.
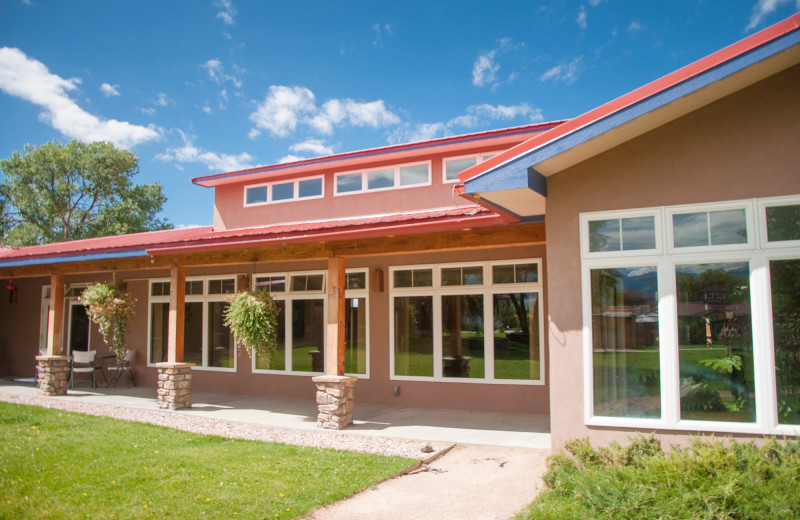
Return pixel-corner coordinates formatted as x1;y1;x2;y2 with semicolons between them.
6;279;16;303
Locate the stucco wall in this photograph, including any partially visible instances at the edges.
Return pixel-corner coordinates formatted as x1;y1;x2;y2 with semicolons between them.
545;64;800;448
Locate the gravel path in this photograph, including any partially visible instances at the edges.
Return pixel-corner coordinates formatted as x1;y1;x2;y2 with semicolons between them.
0;393;445;460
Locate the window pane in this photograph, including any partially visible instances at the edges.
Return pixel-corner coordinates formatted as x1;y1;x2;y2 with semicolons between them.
673;212;709;247
255;276;285;293
346;272;366;290
399;164;429;186
184;302;203;365
709;209;747;245
463;266;483;285
393;270;412;288
367;168;394;189
445;157;477;181
414;269;432;287
149;302;169;364
208;302;234;368
246;186;267;204
515;263;538;283
494;293;540;380
345;298;367;374
769;259;800;425
306;274;324;292
68;304;90;352
151;281;170;296
298;178;322;198
185;280;203;295
256;301;285;370
337;173;362;193
394;296;433;376
291;276;307;292
588;219;621;252
208;279;235;294
591;266;660;418
291;299;324;372
676;262;755;422
766;204;800;242
442;295;484;378
441;267;461;286
272;182;294;201
621;216;656;250
492;265;515;284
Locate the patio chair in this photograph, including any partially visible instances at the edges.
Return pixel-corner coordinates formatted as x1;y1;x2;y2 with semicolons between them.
107;349;136;388
70;350;97;389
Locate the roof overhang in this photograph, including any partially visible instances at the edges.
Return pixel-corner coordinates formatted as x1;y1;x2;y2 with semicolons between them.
459;14;800;218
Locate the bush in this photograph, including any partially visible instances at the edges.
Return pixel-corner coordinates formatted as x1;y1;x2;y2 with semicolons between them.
81;282;135;361
223;289;280;364
520;435;800;520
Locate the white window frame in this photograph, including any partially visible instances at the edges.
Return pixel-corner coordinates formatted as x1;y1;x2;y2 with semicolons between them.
243;175;325;207
442;152;502;184
389;259;545;385
334;160;432;196
581;197;800;436
147;275;238;372
580;208;663;259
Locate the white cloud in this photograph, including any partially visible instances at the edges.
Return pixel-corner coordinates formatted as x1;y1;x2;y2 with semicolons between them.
465;103;544;122
140;107;156;116
472;50;499;87
289;138;334;156
157;130;254;172
215;0;236;25
589;0;602;5
0;47;160;149
372;23;392;47
627;21;643;32
249;85;400;138
388;122;448;145
155;92;172;107
540;57;582;84
202;58;243;88
746;0;800;30
277;154;307;164
576;5;587;29
202;105;212;115
99;82;120;97
248;127;261;140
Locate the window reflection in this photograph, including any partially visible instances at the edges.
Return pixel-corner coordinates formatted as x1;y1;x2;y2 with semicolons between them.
769;259;800;425
394;296;433;376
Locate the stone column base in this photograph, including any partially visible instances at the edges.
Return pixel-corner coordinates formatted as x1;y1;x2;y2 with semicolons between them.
312;375;358;430
36;355;71;396
155;362;194;410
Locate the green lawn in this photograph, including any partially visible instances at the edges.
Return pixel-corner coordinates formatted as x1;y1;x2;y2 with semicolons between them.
0;402;414;519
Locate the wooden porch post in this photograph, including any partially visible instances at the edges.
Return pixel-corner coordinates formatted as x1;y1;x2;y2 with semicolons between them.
167;265;185;363
46;274;64;356
325;257;346;376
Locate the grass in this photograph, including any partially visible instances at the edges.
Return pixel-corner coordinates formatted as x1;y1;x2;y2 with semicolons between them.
0;402;414;519
517;435;800;520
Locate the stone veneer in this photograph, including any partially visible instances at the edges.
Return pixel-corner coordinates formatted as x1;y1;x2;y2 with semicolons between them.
312;375;358;430
155;362;193;410
36;355;71;396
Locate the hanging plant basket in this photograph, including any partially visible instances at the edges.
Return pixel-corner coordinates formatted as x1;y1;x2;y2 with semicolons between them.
80;282;136;362
224;289;280;365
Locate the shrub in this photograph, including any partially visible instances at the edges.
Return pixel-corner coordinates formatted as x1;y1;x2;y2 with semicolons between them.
81;282;135;361
223;289;280;364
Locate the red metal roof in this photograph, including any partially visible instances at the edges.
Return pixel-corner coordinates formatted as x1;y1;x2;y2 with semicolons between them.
0;207;506;264
457;13;800;186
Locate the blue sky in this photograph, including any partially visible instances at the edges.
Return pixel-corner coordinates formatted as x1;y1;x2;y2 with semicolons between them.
1;0;798;228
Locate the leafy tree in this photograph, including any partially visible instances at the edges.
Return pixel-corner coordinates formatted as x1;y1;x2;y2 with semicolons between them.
0;140;171;246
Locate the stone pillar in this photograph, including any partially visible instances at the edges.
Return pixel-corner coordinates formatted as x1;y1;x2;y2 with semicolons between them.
155;362;193;410
312;375;357;430
36;355;71;396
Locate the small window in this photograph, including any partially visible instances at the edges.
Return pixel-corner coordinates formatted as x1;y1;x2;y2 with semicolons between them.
185;280;204;295
766;204;800;242
492;263;538;284
399;164;429;186
336;173;362;193
272;182;294;201
589;216;656;252
151;281;171;296
298;178;322;198
254;276;286;293
441;266;483;286
445;157;478;181
346;272;366;290
208;279;236;294
673;209;747;248
368;168;394;190
291;274;325;292
393;269;433;288
245;185;268;205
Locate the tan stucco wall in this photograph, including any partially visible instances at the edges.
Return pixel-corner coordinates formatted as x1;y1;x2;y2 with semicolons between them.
545;64;800;449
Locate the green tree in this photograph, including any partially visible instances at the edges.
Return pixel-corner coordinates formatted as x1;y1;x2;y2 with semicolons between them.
0;140;171;246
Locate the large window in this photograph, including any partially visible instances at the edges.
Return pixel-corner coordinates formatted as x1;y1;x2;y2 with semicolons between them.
244;175;324;207
252;269;369;376
390;260;543;384
148;277;236;370
443;152;499;183
334;161;431;196
581;196;800;435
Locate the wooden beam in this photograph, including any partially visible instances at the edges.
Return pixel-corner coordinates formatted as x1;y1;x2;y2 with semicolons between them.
46;274;64;356
167;265;186;363
325;257;346;376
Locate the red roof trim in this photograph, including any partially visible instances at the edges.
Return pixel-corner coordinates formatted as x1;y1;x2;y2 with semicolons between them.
457;13;800;186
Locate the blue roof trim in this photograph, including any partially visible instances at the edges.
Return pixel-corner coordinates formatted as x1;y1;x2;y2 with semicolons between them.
465;28;800;195
194;126;555;186
0;249;148;268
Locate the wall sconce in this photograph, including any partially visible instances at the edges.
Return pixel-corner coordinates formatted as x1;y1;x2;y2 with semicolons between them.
6;279;17;304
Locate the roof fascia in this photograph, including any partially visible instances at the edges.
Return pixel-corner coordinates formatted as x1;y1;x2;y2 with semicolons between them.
463;16;800;195
0;249;148;269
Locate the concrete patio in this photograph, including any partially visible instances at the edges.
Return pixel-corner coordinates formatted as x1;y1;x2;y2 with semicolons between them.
0;377;551;450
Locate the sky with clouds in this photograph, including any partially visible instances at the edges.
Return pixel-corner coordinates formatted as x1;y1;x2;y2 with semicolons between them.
1;0;798;227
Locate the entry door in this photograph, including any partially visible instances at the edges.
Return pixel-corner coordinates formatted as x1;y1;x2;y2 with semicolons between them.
38;287;50;355
67;300;90;353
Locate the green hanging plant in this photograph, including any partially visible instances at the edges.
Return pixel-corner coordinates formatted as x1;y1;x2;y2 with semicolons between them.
80;282;136;362
224;289;280;364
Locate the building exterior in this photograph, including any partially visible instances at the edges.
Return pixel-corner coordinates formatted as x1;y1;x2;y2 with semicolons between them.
1;14;798;448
